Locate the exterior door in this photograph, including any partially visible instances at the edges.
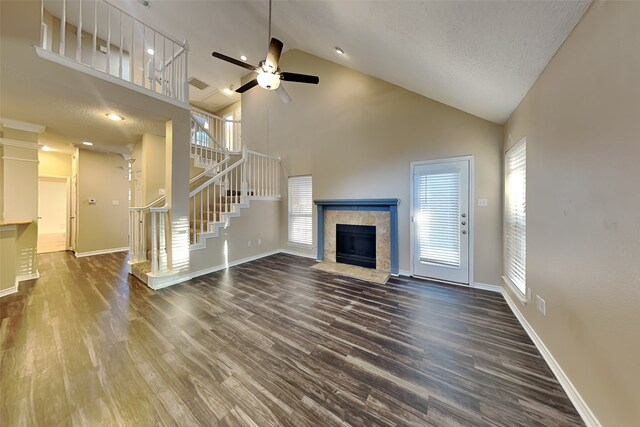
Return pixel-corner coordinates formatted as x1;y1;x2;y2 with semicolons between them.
412;158;470;284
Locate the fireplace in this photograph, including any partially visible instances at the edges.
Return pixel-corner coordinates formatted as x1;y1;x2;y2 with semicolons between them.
314;199;400;275
336;224;376;269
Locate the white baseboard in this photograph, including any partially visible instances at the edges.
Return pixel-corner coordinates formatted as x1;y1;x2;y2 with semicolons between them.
189;249;282;281
501;290;601;427
472;281;502;293
0;284;18;298
279;249;317;259
398;269;411;277
16;271;40;282
75;247;129;258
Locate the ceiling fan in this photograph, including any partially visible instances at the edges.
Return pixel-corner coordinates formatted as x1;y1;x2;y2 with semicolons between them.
211;0;319;103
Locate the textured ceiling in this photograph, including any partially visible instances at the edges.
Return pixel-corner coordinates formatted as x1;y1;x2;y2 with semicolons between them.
111;0;590;123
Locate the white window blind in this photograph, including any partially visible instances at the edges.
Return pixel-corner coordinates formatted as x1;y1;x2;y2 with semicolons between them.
417;171;461;267
504;139;527;295
288;176;313;246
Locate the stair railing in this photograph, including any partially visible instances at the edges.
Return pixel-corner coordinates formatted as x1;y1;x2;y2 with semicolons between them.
245;148;281;198
191;107;242;153
188;147;282;245
189;158;247;244
39;0;189;103
149;207;169;274
191;114;230;167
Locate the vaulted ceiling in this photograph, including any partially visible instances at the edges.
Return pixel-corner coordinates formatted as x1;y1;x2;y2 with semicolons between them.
113;0;590;123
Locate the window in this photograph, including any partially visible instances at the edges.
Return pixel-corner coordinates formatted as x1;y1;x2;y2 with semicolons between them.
504;138;527;298
224;113;234;151
288;176;313;246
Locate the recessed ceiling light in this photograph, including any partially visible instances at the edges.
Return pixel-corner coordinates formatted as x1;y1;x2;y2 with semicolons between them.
222;87;234;96
82;141;94;146
147;48;154;55
335;47;344;55
106;113;124;121
240;55;247;61
41;145;53;152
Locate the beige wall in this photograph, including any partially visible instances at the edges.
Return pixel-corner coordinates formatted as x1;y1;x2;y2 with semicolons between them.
0;226;18;292
76;149;129;254
142;133;166;204
39;151;71;177
214;101;241;119
503;2;640;425
189;201;281;274
242;50;503;284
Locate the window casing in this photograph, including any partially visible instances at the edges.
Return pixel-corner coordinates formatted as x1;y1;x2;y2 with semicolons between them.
504;138;527;298
288;176;313;246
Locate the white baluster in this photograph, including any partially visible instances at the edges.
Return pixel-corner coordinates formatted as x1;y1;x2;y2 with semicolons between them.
76;0;82;62
60;0;66;55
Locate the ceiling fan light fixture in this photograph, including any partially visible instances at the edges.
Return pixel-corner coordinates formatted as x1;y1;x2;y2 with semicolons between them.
257;72;281;90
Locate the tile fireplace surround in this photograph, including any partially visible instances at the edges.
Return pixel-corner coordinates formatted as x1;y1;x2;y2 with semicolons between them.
314;199;399;275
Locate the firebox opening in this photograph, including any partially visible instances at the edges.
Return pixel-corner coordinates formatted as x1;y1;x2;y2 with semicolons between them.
336;224;376;269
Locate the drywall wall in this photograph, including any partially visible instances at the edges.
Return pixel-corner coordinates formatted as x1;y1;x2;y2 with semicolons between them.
189;200;281;274
76;149;129;254
503;2;640;425
1;143;38;223
39;151;71;177
242;50;503;285
0;225;18;293
142;133;166;204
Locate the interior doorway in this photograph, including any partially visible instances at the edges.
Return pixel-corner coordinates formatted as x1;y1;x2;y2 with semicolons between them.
37;176;69;253
410;156;473;284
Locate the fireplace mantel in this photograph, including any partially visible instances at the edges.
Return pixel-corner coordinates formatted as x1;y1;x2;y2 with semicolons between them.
314;199;400;275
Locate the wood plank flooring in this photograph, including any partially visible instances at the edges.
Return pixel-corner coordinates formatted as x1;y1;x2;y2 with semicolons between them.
0;251;584;426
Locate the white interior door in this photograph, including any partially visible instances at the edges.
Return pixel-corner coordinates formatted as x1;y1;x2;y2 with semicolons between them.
70;175;77;251
38;177;68;253
412;159;470;284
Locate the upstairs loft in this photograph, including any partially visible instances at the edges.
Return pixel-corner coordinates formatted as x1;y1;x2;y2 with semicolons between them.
37;0;188;107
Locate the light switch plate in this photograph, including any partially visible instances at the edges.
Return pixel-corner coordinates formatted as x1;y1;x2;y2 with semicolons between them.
112;200;119;206
477;198;489;207
158;188;166;195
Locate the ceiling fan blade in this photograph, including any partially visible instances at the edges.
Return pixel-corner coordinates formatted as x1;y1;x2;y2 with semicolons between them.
275;85;291;104
280;72;319;84
236;79;259;93
265;38;283;71
212;52;257;71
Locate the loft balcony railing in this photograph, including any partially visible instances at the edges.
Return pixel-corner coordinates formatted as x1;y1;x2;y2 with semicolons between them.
39;0;188;104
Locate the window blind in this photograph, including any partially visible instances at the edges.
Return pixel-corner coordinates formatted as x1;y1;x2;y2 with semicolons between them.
417;171;461;267
504;139;526;295
288;176;313;246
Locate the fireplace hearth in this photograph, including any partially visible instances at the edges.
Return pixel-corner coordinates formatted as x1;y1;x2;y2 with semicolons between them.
336;224;376;269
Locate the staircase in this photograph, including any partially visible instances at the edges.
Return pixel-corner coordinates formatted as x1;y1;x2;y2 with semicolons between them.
128;111;281;288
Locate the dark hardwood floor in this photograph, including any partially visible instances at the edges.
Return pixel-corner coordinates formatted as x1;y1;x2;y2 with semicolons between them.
0;251;584;426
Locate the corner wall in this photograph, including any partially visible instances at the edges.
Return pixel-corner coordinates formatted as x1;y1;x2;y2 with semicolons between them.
76;149;129;254
242;50;503;285
503;2;640;425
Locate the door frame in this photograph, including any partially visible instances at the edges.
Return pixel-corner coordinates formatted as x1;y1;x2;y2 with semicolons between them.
38;175;71;251
409;155;475;286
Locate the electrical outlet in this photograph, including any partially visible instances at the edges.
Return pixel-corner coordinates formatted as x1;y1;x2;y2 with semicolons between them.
247;240;252;247
112;200;119;205
258;238;262;245
536;295;546;316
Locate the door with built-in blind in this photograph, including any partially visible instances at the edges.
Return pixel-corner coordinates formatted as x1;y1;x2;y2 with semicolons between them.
412;158;470;284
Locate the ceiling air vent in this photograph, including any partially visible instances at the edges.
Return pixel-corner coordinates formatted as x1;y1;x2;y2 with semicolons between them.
188;77;210;91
